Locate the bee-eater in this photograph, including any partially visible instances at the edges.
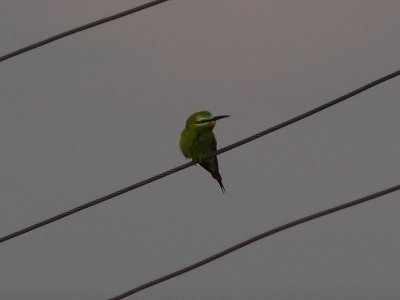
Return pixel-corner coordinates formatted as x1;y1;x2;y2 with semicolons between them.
180;111;229;193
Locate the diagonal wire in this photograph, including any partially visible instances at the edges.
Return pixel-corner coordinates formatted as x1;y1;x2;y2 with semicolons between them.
108;183;400;300
0;0;172;63
1;68;400;244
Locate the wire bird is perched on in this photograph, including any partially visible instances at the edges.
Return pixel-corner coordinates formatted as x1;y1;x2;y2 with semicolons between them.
180;111;229;193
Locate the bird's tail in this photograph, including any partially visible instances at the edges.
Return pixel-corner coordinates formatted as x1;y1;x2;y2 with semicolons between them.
211;170;226;193
200;162;226;193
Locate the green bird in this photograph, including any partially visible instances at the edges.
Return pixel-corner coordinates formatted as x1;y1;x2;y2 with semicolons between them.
180;111;230;193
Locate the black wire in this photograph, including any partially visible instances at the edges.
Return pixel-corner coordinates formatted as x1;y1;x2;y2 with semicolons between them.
0;0;172;63
0;161;194;243
107;183;400;299
213;69;400;157
0;68;399;244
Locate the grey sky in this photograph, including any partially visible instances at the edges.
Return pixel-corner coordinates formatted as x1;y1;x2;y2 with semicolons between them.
1;0;400;299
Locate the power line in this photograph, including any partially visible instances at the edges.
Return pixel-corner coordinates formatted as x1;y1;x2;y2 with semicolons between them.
0;0;172;63
0;68;399;244
107;183;400;299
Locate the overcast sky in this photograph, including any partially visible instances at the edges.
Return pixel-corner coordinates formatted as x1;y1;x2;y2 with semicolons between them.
1;1;400;299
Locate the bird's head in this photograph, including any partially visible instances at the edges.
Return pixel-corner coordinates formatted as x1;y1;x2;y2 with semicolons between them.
185;111;230;131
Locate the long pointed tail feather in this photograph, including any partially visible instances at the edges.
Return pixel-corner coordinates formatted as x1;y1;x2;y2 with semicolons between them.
212;171;226;193
199;162;226;193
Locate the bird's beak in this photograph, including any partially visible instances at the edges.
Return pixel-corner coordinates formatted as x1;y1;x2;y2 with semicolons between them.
211;115;230;121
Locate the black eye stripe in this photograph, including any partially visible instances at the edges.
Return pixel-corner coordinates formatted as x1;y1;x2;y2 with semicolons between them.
196;119;211;124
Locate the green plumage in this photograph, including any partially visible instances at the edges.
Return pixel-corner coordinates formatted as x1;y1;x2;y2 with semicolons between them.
180;111;228;193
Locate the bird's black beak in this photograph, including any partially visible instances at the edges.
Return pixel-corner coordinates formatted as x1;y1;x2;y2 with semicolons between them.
211;115;230;121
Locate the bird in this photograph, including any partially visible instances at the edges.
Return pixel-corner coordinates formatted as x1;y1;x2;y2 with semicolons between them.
180;111;229;193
